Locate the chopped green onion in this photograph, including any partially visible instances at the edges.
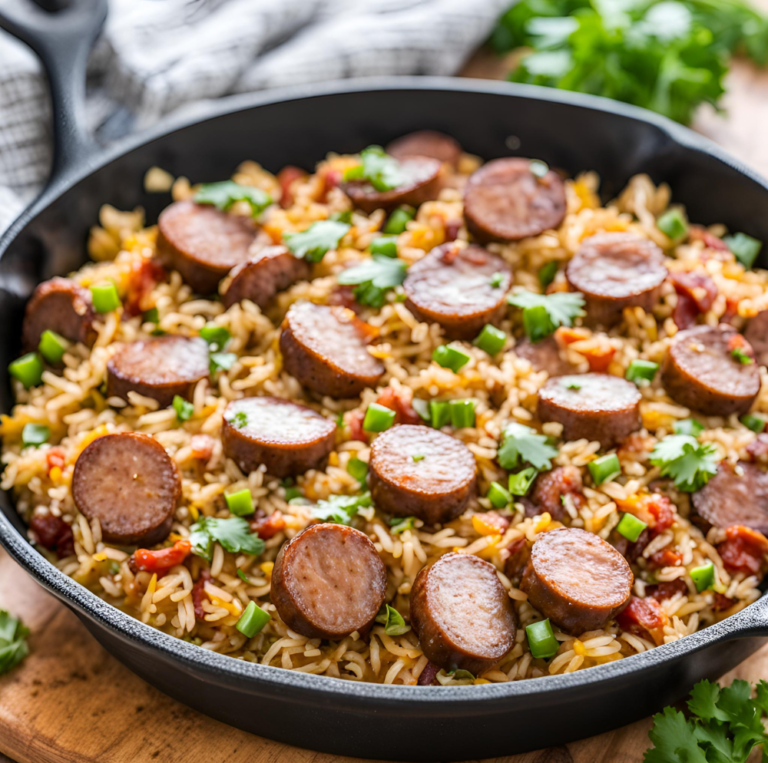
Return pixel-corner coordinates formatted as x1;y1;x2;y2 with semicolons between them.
674;418;704;437
412;454;425;462
626;359;659;386
412;398;431;422
210;351;237;375
90;282;120;313
529;160;549;179
143;307;159;324
657;209;688;240
539;261;558;289
489;271;505;288
487;481;511;508
522;304;553;344
690;561;715;593
225;489;254;517
236;569;250;584
741;413;766;433
566;381;581;390
429;400;451;429
236;600;271;638
526;619;559;659
731;346;754;365
9;353;44;389
21;423;49;448
389;516;415;534
363;403;396;433
347;457;368;483
474;324;506;356
199;324;231;350
38;330;68;364
432;345;471;373
284;486;303;501
616;513;648;543
449;399;476;429
229;411;248;429
370;236;398;258
383;206;415;235
172;395;194;422
508;467;537;497
375;604;410;636
588;453;621;485
724;232;762;270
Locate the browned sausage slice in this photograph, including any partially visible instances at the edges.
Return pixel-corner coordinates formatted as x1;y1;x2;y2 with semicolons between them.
341;156;443;214
222;245;310;309
514;336;576;377
744;310;768;367
521;527;633;635
538;373;641;448
386;131;462;169
661;325;760;416
368;425;477;525
22;277;96;352
222;396;336;478
410;552;517;674
463;158;567;242
156;200;259;294
280;301;385;398
691;461;768;534
403;243;512;340
72;432;181;546
107;335;209;407
270;523;387;640
565;233;667;326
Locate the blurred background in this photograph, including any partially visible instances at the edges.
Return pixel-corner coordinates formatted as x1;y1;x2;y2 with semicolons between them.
1;0;768;233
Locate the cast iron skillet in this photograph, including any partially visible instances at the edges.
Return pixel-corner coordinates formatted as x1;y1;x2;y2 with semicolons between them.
3;2;768;761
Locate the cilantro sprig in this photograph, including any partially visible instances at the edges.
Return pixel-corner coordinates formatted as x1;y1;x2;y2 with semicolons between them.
498;422;558;471
189;517;265;561
649;434;720;492
337;255;407;308
284;220;351;263
0;610;29;675
343;145;405;192
507;289;585;342
194;181;272;217
311;493;372;525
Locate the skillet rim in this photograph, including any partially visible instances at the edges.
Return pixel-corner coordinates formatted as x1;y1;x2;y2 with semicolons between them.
1;75;768;706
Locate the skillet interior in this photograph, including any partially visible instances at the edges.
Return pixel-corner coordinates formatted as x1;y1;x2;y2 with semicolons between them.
2;78;768;761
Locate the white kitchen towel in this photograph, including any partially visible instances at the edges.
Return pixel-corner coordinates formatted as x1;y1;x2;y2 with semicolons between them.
0;0;509;233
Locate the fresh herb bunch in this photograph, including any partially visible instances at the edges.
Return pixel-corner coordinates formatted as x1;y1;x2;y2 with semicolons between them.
0;610;29;675
491;0;768;124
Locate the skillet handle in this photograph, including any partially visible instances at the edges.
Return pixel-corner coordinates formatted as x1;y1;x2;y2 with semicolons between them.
0;0;108;188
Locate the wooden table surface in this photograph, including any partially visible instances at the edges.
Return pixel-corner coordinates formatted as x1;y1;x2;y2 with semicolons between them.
3;50;768;763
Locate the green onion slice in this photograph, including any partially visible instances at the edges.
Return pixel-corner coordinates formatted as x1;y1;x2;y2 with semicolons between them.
690;561;715;593
432;345;471;373
616;513;648;543
588;453;621;485
9;353;44;389
487;481;511;509
526;619;559;659
363;403;396;433
225;489;254;517
474;324;506;356
38;330;69;364
236;600;271;638
90;282;121;313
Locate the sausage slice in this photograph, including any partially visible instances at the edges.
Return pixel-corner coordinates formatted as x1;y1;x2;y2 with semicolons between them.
222;245;310;309
538;373;641;448
72;432;181;546
386;131;462;169
661;325;760;416
692;461;768;534
463;158;567;242
521;527;633;635
403;243;512;340
341;156;443;214
280;301;385;398
270;523;387;640
222;396;336;478
107;335;209;407
368;425;477;525
22;277;96;352
514;336;576;378
156;200;259;294
744;310;768;367
411;552;517;674
566;233;667;326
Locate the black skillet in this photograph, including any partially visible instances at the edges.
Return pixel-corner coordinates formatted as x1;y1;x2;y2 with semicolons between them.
2;2;768;761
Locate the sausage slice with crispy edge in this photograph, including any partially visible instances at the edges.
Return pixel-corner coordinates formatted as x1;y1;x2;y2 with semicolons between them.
270;523;387;640
385;131;462;169
367;425;477;525
106;335;209;407
463;158;567;242
661;324;760;417
565;233;667;326
72;432;181;546
222;396;336;478
403;243;512;340
280;301;384;398
521;527;633;635
410;552;517;675
537;373;641;448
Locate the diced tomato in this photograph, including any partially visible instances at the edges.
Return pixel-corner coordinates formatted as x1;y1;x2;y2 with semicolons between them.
192;569;212;620
190;434;215;462
726;332;756;362
616;595;667;645
646;578;688;602
124;258;165;318
721;295;741;325
250;511;286;540
669;272;718;330
688;225;730;252
555;326;590;346
503;537;529;579
277;166;308;209
647;548;683;569
713;593;735;611
130;540;192;573
647;494;675;535
29;513;75;559
618;433;653;461
717;524;768;577
582;345;615;373
345;409;367;442
46;447;66;473
375;386;422;426
475;511;510;535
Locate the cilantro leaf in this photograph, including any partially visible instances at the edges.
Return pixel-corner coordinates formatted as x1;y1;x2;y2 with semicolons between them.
194;181;272;217
0;610;29;675
649;434;720;492
337;254;407;308
189;517;265;562
311;493;372;525
687;680;730;724
343;145;405;192
498;422;558;471
375;604;411;636
284;220;351;263
507;290;585;342
645;706;708;763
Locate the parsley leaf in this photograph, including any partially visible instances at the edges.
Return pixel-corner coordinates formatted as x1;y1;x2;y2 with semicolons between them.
343;145;405;192
498;422;558;471
194;181;272;217
311;493;372;525
210;351;237;375
337;254;407;308
649;434;720;492
284;220;351;263
507;289;585;342
375;604;411;636
0;610;29;675
227;410;248;429
172;395;194;422
189;517;265;561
